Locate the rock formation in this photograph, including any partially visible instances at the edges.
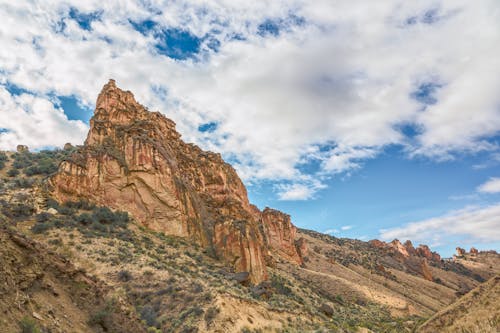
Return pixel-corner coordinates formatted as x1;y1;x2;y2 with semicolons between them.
50;80;303;283
261;208;303;264
16;144;29;153
456;247;466;257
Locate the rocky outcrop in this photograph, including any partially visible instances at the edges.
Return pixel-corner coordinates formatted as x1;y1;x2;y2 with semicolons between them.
16;144;29;153
50;80;303;283
368;238;442;280
390;239;410;257
295;237;308;259
456;247;466;257
416;244;441;261
261;208;303;264
420;259;433;281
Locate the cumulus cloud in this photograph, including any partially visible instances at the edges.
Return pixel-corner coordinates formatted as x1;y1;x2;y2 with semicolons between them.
0;87;88;150
0;0;499;199
477;178;500;194
380;204;500;246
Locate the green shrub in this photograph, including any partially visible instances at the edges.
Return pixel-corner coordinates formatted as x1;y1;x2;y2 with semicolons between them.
31;222;52;233
36;212;52;223
7;168;19;177
19;316;41;333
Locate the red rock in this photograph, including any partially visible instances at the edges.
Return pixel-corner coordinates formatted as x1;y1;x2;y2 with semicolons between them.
404;240;416;256
470;247;479;254
50;80;303;283
295;237;308;258
261;208;302;264
369;239;386;248
456;247;466;257
420;259;433;281
390;239;410;257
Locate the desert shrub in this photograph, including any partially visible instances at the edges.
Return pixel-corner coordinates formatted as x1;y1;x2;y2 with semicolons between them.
57;205;76;216
140;305;159;328
7;168;19;177
89;300;116;330
2;203;35;219
204;306;219;325
76;212;95;225
270;274;292;295
12;177;36;188
45;198;60;210
118;270;133;282
36;212;52;223
64;199;96;210
19;316;41;333
31;221;52;234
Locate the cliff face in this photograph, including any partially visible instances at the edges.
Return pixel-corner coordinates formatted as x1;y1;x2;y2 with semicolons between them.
50;80;302;283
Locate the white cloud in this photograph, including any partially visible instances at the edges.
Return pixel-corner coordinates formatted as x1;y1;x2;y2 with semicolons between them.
0;1;499;199
324;229;338;235
276;178;326;201
340;225;353;231
477;178;500;194
380;204;500;246
0;87;88;150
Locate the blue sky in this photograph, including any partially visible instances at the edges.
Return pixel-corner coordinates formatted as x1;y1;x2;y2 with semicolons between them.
0;1;499;257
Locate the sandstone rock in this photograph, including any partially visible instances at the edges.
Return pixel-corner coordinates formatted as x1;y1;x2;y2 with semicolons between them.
390;239;410;257
50;80;302;283
17;144;29;153
470;247;479;254
63;143;74;150
46;208;58;215
369;239;386;248
420;259;433;281
232;271;250;284
261;208;302;264
456;247;466;257
319;303;334;316
416;244;441;261
295;237;308;258
404;240;416;256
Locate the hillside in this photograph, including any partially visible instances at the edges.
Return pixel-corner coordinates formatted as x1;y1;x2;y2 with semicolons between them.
417;275;500;333
0;81;498;332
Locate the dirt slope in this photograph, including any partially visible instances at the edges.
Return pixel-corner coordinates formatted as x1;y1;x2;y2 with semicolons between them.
417;275;500;333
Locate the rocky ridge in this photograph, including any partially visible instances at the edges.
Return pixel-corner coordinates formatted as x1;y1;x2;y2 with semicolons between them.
50;80;303;283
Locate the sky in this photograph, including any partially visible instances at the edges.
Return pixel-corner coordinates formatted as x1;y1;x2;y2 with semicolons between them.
0;0;499;257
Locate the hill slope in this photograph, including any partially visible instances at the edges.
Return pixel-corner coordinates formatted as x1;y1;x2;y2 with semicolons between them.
0;81;498;332
417;275;500;333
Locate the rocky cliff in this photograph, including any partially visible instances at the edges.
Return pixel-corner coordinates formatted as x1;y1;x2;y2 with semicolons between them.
50;80;303;283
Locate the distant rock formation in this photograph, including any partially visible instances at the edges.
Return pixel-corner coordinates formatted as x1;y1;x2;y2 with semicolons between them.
16;144;29;153
456;247;466;257
368;238;441;280
50;79;304;283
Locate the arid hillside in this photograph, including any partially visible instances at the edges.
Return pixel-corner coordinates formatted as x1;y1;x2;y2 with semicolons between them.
0;81;498;332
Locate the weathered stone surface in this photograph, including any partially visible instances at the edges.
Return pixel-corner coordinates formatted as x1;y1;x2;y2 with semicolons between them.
416;244;441;262
261;208;303;264
319;303;334;316
390;239;410;257
295;237;308;258
456;247;466;257
470;247;479;254
17;144;29;153
420;259;433;281
50;80;302;283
